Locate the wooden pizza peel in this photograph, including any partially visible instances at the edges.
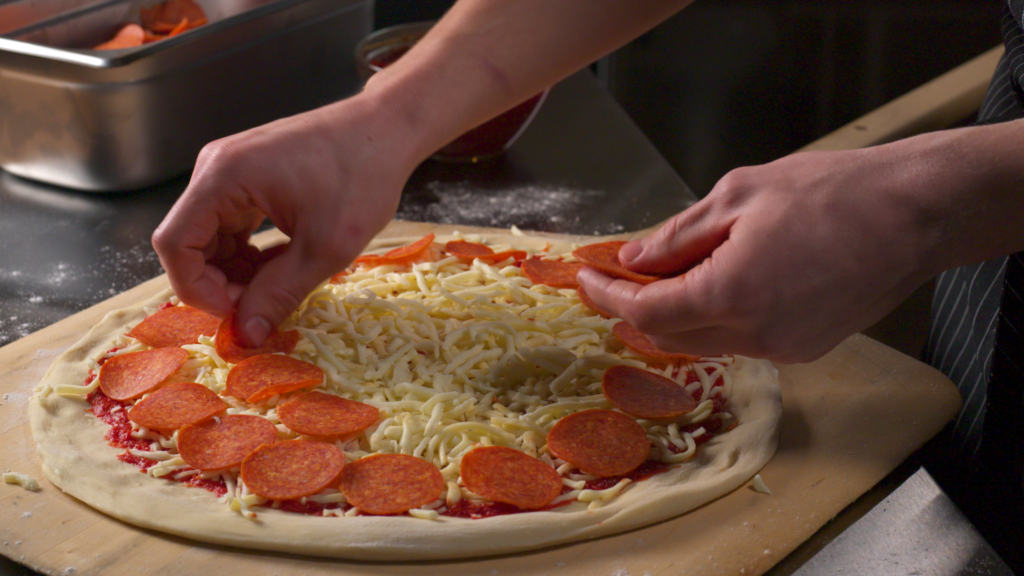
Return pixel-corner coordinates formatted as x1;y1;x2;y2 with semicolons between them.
0;221;961;576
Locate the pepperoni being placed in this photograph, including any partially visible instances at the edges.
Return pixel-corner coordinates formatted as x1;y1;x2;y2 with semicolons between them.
277;391;378;437
354;234;435;267
460;446;562;509
127;305;221;348
546;409;650;477
98;348;188;401
601;365;698;423
214;314;300;364
521;259;582;289
572;241;661;285
127;382;226;431
241;440;345;500
576;285;614;318
613;322;699;362
339;454;444;515
445;240;493;258
178;415;279;471
226;354;323;403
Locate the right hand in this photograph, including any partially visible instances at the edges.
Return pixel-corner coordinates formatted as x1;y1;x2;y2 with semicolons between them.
152;95;419;346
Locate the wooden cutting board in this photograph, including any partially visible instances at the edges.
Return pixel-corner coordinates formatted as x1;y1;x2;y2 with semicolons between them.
0;221;961;576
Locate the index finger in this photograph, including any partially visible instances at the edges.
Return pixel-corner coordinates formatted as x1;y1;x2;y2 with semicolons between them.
152;184;255;317
577;264;719;336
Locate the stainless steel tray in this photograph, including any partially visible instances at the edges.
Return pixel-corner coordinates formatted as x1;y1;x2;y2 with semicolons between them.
0;0;372;191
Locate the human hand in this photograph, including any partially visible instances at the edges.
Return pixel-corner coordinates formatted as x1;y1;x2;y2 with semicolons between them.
152;95;421;346
577;145;946;363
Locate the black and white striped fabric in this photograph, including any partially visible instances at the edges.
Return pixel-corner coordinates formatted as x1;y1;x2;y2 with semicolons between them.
924;6;1024;462
922;1;1024;566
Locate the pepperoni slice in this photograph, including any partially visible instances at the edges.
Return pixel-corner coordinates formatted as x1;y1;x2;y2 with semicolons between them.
277;391;378;437
127;305;221;348
127;382;226;431
339;454;444;515
178;415;279;471
445;240;494;258
521;259;582;289
214;314;300;364
546;409;650;477
225;354;323;404
572;241;661;285
241;440;345;500
98;348;188;401
354;234;435;267
460;446;562;509
477;250;527;263
613;322;700;362
576;285;614;318
601;365;698;423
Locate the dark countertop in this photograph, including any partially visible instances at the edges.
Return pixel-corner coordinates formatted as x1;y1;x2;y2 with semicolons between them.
0;70;1009;576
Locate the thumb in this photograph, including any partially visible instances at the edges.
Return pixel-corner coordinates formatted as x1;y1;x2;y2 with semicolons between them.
619;202;732;276
234;241;340;346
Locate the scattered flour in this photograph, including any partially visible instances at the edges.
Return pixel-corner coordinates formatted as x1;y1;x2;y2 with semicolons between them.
397;182;626;235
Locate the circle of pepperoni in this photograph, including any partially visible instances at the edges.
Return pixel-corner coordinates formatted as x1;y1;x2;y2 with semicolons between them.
277;391;379;437
241;440;345;500
571;241;661;285
214;314;301;365
613;321;700;362
521;259;582;289
460;446;562;510
601;365;698;422
178;414;279;471
546;409;650;477
576;285;614;318
225;354;323;404
127;382;226;431
98;348;188;401
127;305;221;348
339;454;444;515
445;240;494;258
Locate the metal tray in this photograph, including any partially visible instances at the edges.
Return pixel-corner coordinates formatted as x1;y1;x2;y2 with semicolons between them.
0;0;372;191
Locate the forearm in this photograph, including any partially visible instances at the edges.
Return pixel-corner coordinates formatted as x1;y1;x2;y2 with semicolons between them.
323;0;694;167
887;119;1024;274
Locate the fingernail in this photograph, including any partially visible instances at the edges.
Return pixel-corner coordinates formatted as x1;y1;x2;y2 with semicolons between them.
244;316;272;348
619;241;643;264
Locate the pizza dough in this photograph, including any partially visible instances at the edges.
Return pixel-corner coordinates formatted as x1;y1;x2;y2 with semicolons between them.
29;232;781;561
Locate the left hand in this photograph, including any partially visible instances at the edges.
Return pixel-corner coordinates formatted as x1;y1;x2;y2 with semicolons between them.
577;145;946;363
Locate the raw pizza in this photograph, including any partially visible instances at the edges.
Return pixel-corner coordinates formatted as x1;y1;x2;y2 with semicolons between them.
29;231;782;560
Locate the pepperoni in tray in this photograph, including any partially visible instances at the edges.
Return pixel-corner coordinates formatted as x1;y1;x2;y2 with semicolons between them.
214;314;301;364
576;285;614;318
98;348;188;401
127;305;221;348
613;321;699;362
178;415;279;471
546;409;650;477
459;446;562;510
354;234;435;268
572;241;662;285
339;454;444;515
601;365;698;423
127;382;226;431
225;354;323;404
521;259;582;289
241;440;345;500
277;391;378;437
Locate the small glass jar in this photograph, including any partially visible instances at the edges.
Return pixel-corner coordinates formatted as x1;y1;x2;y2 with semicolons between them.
355;21;549;163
